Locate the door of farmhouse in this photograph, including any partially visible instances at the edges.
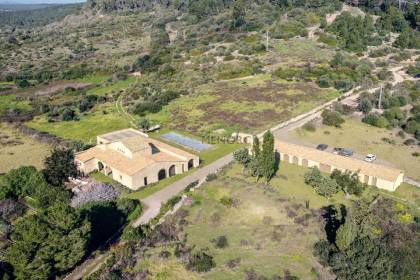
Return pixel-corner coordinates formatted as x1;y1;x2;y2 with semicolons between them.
283;154;290;163
302;159;309;167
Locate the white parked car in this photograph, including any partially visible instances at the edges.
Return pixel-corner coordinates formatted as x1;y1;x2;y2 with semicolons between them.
365;154;376;162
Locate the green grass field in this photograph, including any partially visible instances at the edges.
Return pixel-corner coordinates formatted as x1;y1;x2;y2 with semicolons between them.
292;118;420;180
27;103;131;143
86;76;137;96
75;74;110;84
0;94;31;114
0;124;51;173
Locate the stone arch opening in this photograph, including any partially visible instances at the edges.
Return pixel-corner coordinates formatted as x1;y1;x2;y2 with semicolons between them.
158;169;166;181
188;159;194;170
169;165;176;177
98;161;104;171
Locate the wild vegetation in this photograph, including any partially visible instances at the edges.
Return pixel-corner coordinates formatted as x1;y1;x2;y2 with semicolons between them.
0;0;419;279
0;148;141;279
84;160;419;279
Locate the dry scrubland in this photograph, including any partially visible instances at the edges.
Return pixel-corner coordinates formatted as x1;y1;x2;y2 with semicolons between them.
148;73;339;134
0;124;51;173
293;118;420;180
145;38;339;134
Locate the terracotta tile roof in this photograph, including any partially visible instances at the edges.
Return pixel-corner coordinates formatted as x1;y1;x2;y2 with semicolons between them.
275;140;404;182
75;147;151;175
75;130;198;176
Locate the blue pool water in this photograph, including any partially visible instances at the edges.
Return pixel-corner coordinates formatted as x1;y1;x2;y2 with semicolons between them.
161;132;212;152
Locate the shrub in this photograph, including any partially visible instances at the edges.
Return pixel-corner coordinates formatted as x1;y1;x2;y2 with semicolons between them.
226;258;241;269
358;98;372;114
317;75;332;88
403;139;415;146
61;108;78;121
403;120;420;135
212;235;228;248
362;113;389;128
318;33;338;46
206;173;217;181
271;20;307;39
184;180;199;193
382;137;396;145
17;79;30;88
219;196;234;207
412;152;420;157
121;225;149;242
396;131;405;139
116;198;140;216
321;109;345;128
187;250;215;272
302;121;316;132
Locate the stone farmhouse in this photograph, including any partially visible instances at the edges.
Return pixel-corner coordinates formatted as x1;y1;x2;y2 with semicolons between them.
75;129;199;190
275;140;404;192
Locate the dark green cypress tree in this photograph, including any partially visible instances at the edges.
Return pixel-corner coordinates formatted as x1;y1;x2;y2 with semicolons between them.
261;130;276;184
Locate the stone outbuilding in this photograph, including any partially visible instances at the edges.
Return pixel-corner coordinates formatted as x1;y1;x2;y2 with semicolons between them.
75;129;199;190
275;140;404;192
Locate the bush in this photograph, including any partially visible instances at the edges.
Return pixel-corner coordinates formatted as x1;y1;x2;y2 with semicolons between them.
382;137;396;145
302;121;316;132
362;113;389;128
412;152;420;157
358;98;372;114
206;173;217;181
187;250;215;272
61;108;78;121
317;75;332;88
403;139;415;146
321;109;345;128
271;20;308;39
184;180;199;193
219;196;234;207
212;235;228;248
121;225;149;242
17;79;30;88
116;198;140;216
403;120;420;135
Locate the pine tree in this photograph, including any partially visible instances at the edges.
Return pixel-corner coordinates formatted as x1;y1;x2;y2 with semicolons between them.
261;131;276;184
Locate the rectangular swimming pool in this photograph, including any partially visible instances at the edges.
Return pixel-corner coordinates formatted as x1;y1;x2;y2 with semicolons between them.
161;132;213;152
